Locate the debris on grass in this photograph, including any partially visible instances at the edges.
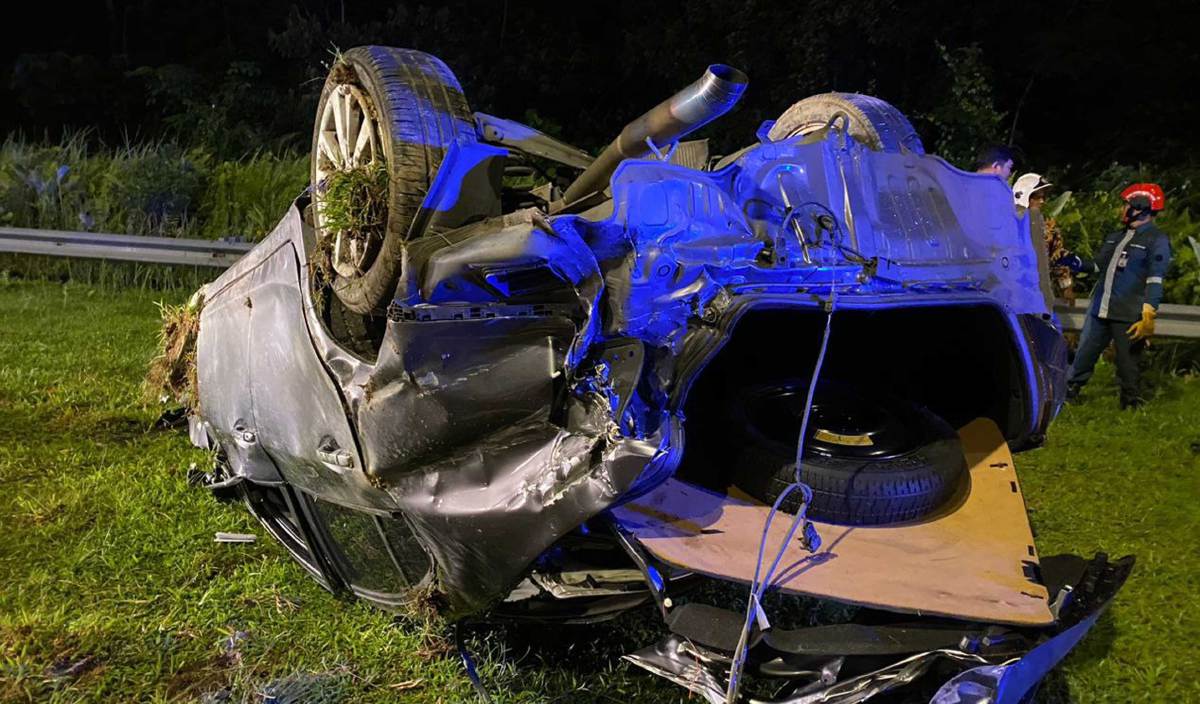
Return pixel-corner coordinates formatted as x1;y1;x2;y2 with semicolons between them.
214;532;257;544
260;668;351;704
145;286;205;411
153;406;190;430
388;584;454;661
44;653;97;680
387;677;425;691
215;630;250;669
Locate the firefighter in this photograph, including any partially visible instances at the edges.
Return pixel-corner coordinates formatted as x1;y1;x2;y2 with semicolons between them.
1013;173;1056;313
1060;183;1172;408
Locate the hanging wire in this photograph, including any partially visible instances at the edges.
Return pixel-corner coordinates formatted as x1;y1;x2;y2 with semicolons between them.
723;279;837;703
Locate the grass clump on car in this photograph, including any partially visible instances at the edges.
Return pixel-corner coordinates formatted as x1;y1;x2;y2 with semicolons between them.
317;160;389;248
145;289;203;410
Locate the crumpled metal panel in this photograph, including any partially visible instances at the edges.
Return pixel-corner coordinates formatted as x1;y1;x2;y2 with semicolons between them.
382;420;665;613
243;243;386;511
196;245;283;486
355;315;575;477
196;231;390;509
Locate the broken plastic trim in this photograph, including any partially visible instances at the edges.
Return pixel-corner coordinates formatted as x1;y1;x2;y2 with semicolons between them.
622;553;1132;703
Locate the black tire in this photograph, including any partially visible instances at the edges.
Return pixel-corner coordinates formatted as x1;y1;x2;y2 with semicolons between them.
734;379;966;526
767;93;925;154
311;46;486;314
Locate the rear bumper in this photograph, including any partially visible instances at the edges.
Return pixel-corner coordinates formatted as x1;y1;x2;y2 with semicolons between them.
623;553;1132;703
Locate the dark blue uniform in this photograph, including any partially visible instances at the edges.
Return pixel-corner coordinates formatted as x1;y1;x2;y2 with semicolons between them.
1067;221;1172;404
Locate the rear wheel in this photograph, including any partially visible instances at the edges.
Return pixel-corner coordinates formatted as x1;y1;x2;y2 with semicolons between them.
768;93;924;154
310;46;487;314
734;379;966;526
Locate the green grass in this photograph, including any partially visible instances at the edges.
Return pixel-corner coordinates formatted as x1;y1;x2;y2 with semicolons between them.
1;279;1197;702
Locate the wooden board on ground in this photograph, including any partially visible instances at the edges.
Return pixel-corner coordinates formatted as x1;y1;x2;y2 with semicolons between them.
612;417;1053;626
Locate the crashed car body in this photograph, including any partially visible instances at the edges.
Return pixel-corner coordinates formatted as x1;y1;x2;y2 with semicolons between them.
188;47;1129;702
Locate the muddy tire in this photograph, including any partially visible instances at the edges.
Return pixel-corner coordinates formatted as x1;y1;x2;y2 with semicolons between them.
734;379;966;526
311;46;484;314
768;93;924;154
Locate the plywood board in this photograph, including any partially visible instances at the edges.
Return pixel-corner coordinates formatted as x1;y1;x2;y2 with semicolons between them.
612;418;1053;626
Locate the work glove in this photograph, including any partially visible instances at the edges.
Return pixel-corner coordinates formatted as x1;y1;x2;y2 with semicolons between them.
1055;253;1086;273
1127;303;1157;342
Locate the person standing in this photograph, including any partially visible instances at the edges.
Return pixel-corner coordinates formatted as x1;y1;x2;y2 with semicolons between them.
1013;173;1056;313
1061;183;1172;409
974;145;1015;181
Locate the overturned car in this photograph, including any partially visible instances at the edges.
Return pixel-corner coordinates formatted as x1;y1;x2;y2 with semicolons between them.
185;46;1131;702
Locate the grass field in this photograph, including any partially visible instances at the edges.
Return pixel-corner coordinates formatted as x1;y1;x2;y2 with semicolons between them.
1;279;1197;703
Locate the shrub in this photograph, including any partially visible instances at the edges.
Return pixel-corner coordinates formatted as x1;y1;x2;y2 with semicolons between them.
195;151;309;240
0;133;307;241
100;143;206;236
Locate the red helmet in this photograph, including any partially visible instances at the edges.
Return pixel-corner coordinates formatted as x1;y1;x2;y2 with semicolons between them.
1121;183;1166;212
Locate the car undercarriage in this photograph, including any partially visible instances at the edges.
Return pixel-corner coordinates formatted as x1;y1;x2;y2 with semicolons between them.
182;47;1128;702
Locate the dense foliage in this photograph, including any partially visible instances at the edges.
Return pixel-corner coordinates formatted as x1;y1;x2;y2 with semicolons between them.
4;132;1198;304
3;1;1199;178
0;134;306;241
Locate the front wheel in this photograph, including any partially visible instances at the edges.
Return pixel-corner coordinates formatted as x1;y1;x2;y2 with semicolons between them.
310;46;488;314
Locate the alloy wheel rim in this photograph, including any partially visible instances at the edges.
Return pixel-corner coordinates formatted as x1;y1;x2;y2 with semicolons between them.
314;83;383;279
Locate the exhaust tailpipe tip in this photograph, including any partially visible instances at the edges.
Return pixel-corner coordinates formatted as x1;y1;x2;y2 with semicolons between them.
665;64;749;130
558;64;749;208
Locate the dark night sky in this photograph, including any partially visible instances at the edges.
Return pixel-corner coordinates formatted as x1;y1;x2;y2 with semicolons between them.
3;0;1199;183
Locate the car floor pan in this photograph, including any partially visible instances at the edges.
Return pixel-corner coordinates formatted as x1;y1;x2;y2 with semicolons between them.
611;418;1055;626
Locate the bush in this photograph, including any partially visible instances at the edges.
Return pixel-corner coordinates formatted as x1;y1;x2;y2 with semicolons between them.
100;143;205;236
0;133;307;241
3;136;1199;305
195;151;309;240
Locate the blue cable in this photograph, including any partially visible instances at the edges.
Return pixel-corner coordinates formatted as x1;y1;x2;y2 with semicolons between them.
724;285;837;703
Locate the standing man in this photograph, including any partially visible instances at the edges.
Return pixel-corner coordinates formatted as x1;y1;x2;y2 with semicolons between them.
975;145;1015;181
1061;183;1172;409
1013;173;1056;313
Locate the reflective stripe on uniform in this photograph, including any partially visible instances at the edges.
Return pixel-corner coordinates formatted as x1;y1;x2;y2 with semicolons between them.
1147;276;1163;284
1099;229;1136;318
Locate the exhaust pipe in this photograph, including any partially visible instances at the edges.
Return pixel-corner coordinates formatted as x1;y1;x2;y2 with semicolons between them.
557;64;748;208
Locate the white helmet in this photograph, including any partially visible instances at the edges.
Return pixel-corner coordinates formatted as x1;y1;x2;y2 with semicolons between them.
1013;173;1052;208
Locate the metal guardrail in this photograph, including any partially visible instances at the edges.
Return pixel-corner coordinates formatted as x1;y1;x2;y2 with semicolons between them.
1056;299;1200;339
0;227;251;268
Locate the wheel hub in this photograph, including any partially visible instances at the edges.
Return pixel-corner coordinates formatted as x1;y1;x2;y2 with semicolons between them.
742;381;924;460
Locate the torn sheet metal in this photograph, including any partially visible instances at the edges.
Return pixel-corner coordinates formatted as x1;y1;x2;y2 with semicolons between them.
621;554;1131;703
